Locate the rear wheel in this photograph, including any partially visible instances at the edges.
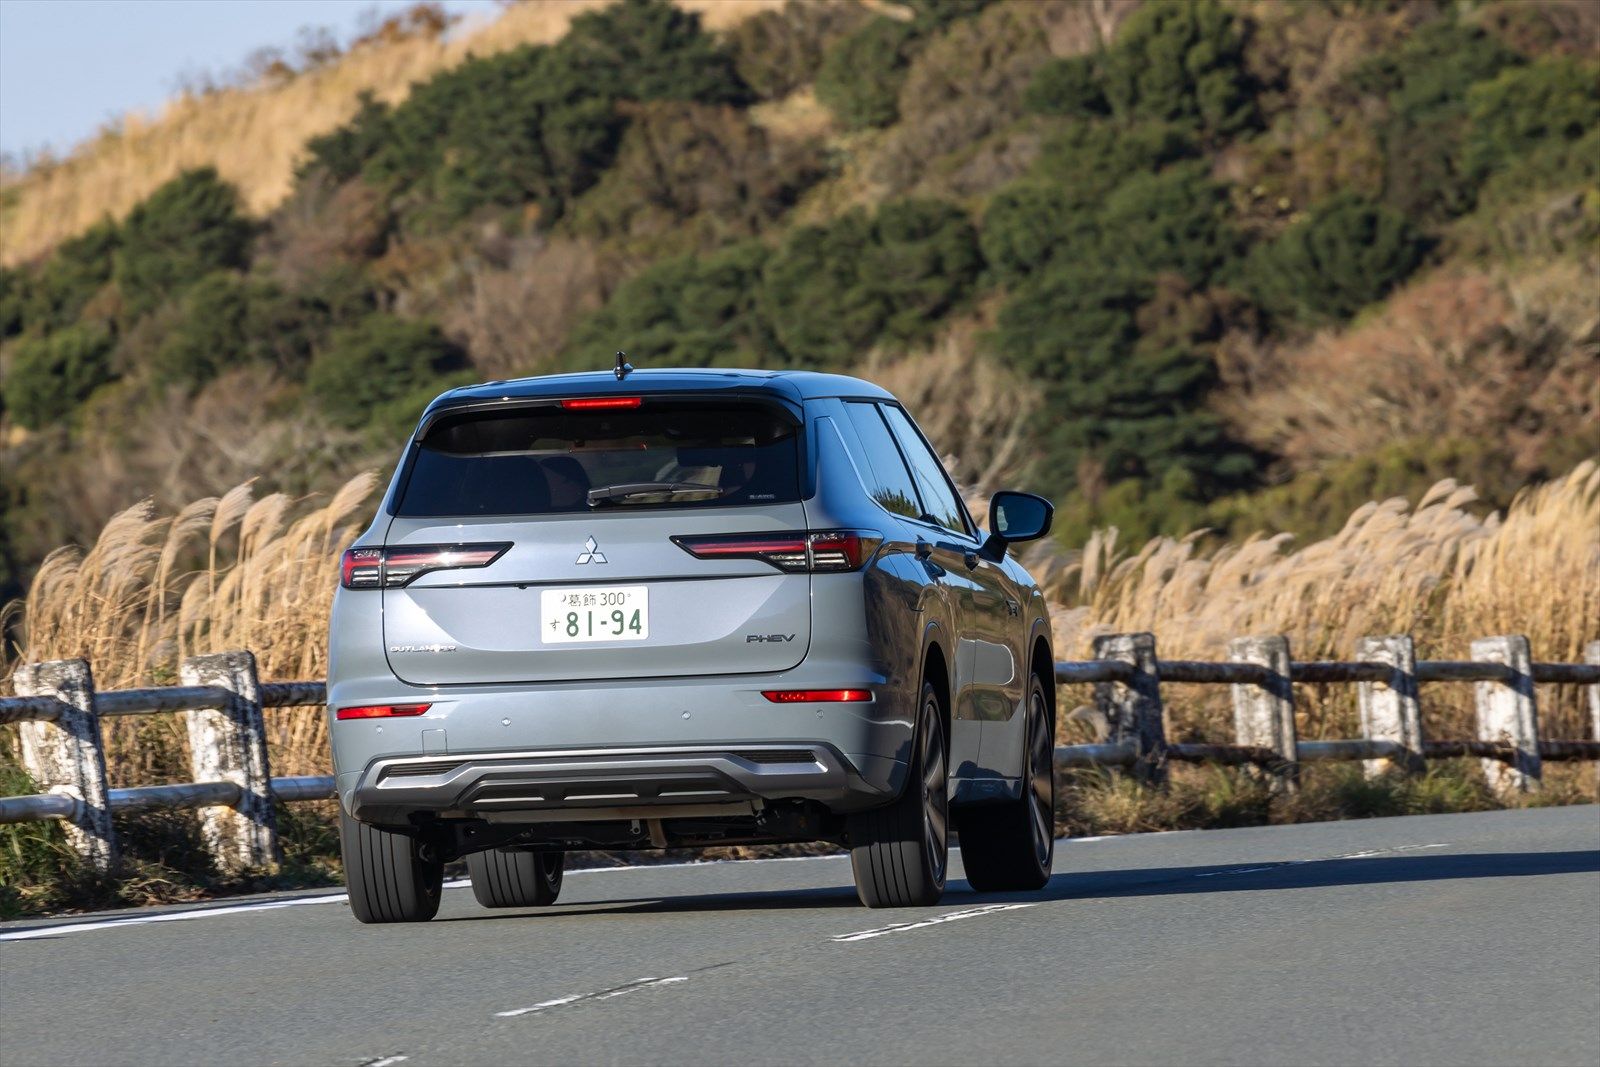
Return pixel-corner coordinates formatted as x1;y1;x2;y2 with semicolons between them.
339;811;443;924
468;848;564;908
956;672;1055;892
848;680;948;908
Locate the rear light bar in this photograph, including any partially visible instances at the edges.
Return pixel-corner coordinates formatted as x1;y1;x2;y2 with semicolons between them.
335;703;432;720
560;396;642;410
340;543;510;589
762;689;873;703
671;530;880;573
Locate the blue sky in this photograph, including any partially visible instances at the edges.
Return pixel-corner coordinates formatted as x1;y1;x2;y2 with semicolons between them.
0;0;498;159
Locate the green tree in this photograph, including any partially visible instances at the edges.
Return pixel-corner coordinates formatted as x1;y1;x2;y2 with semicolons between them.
299;91;392;182
565;241;776;369
19;220;121;333
1100;0;1258;137
1024;55;1108;118
306;315;465;428
114;169;253;320
551;0;750;106
1247;193;1427;323
815;17;921;130
152;272;324;389
762;199;982;367
1463;58;1600;191
2;324;116;430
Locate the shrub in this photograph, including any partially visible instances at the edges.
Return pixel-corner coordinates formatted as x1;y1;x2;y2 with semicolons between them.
980;181;1097;285
1101;0;1258;137
1247;193;1427;323
994;268;1255;504
567;102;823;248
152;272;323;389
551;0;751;107
727;0;870;101
1030;120;1196;203
18;220;121;334
565;240;776;370
762;199;982;367
0;266;26;338
298;91;392;183
1463;58;1600;190
114;169;253;320
1024;54;1108;117
306;315;465;428
3;323;116;430
815;17;921;130
1351;18;1521;220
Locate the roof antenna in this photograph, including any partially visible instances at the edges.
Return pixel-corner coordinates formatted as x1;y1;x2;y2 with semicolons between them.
614;350;634;381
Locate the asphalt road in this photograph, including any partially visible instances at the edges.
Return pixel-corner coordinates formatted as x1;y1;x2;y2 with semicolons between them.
3;806;1597;1067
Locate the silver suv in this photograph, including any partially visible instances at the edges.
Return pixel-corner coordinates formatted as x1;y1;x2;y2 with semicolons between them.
329;368;1056;922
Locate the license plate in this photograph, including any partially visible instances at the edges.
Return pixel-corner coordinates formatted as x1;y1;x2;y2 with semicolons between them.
540;586;648;643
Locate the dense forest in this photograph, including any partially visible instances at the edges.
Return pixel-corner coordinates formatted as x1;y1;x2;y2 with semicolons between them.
1;0;1597;605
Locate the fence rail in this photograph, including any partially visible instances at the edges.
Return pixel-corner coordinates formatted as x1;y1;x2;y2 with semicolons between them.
2;636;1597;875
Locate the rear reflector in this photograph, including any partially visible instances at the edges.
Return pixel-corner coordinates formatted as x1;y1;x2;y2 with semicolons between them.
761;689;873;703
340;543;510;589
335;703;432;720
673;530;880;573
560;396;642;410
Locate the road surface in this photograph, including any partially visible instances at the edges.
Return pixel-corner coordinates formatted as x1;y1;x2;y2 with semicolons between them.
3;806;1597;1066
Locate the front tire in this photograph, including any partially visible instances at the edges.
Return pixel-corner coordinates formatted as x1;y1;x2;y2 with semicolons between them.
957;672;1055;892
339;811;443;924
468;848;564;908
848;680;949;908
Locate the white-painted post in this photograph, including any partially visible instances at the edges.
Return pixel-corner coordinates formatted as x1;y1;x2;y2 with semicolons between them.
1229;636;1297;793
1356;635;1423;778
11;659;117;871
1471;635;1540;794
1587;640;1600;745
1092;632;1167;785
181;651;279;872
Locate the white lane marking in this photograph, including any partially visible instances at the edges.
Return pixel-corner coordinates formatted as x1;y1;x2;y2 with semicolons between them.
1192;843;1449;880
362;1056;408;1067
832;902;1035;943
496;976;688;1018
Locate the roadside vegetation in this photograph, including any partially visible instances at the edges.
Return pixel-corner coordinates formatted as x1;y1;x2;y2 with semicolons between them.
1;0;1596;914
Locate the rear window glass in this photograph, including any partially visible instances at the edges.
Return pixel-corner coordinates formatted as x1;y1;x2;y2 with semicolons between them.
394;401;802;517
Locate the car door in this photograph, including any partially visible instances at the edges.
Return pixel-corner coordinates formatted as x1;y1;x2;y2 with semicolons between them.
879;404;1026;783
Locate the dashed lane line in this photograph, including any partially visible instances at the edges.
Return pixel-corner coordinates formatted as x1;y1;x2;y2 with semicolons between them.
831;902;1036;943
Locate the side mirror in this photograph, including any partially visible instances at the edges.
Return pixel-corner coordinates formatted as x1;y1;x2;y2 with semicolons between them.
982;490;1053;561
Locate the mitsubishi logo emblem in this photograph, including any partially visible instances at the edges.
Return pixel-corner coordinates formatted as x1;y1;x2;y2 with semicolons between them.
575;536;607;565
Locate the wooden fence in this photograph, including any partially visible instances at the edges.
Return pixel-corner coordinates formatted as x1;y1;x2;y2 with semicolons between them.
2;635;1597;875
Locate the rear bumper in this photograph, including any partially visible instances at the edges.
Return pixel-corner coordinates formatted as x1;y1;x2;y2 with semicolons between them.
347;742;895;824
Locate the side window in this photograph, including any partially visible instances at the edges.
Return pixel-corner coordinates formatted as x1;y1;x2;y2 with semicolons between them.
843;402;922;520
880;405;969;537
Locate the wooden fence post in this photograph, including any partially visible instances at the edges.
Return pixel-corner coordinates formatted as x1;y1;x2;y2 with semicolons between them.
181;651;279;872
1356;635;1423;778
11;659;117;871
1091;632;1167;785
1229;636;1297;793
1587;640;1600;747
1471;635;1540;794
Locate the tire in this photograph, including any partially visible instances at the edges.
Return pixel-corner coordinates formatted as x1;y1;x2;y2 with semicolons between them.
467;848;564;908
957;672;1055;893
848;680;949;908
338;811;443;924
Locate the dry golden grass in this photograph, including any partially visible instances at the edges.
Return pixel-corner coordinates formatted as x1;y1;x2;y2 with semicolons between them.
0;0;783;266
3;473;378;782
4;460;1595;782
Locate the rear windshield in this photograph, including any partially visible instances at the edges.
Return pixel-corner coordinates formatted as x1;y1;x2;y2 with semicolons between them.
394;400;802;517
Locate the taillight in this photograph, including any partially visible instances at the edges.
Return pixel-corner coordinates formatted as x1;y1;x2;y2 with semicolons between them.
762;689;873;703
671;530;880;573
560;396;642;410
335;703;431;720
339;543;510;589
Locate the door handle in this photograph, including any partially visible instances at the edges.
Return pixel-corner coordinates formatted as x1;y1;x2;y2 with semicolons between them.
963;550;979;569
915;538;933;561
1006;598;1021;617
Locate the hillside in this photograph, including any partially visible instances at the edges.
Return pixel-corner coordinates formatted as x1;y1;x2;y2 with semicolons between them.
1;0;1597;612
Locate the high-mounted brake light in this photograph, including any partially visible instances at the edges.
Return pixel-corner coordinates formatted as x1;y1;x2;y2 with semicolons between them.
762;689;873;703
339;543;510;589
560;396;642;410
671;530;879;573
335;703;432;720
